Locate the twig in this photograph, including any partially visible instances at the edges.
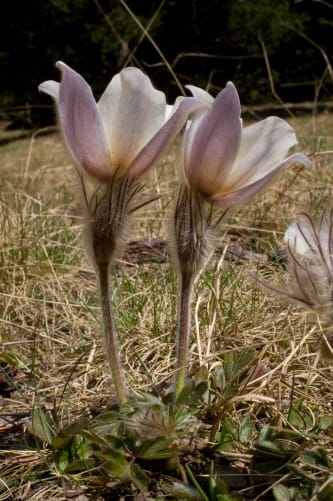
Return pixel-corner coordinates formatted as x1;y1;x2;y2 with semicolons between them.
119;0;185;94
258;35;294;118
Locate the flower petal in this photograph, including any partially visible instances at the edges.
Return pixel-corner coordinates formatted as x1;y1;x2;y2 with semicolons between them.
185;85;215;106
38;80;60;100
224;117;301;191
130;97;207;177
212;152;310;207
183;82;242;197
98;67;166;175
50;62;110;180
284;219;315;257
285;207;333;271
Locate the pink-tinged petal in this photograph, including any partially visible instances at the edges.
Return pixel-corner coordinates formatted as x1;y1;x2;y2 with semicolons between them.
129;97;207;177
38;80;60;100
224;117;300;191
185;85;215;106
183;82;242;196
212;152;310;208
98;67;166;175
55;62;111;180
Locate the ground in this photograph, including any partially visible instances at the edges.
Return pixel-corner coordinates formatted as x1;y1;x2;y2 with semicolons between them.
0;111;333;500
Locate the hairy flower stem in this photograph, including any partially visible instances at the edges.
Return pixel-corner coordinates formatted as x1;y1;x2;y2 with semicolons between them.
175;270;194;399
97;261;128;406
172;185;213;400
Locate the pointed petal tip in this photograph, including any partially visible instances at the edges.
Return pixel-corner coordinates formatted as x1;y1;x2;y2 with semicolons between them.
55;60;66;70
38;80;60;99
226;80;237;90
287;152;311;170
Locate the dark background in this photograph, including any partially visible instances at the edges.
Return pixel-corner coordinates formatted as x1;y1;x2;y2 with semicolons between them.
1;0;332;127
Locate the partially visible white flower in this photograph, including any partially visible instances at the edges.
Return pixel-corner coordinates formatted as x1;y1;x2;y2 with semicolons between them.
284;210;333;276
282;206;333;360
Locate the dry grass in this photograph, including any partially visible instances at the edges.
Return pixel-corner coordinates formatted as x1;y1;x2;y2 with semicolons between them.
1;113;333;500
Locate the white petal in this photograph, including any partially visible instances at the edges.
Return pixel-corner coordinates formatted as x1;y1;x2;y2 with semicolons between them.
97;67;166;174
165;104;174;120
130;97;206;177
185;85;215;106
38;80;60;100
224;117;298;191
284;220;314;257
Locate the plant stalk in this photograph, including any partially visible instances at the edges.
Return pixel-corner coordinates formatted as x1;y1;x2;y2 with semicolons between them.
97;261;128;406
175;270;194;400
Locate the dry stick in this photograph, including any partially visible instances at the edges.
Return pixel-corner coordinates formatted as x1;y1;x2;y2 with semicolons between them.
93;0;141;68
97;262;128;406
122;0;167;68
313;67;328;130
258;35;294;118
119;0;185;95
287;25;333;83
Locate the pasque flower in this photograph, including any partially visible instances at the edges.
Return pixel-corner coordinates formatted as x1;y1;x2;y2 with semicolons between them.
282;206;333;360
39;61;204;182
171;81;311;399
182;82;311;206
39;62;204;405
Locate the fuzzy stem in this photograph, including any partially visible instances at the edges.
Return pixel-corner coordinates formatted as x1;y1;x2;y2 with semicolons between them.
97;261;128;406
175;270;194;400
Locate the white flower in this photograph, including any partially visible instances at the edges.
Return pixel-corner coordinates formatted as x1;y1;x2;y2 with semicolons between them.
39;61;204;181
182;83;311;207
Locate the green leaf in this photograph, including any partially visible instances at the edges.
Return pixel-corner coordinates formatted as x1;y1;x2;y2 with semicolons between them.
56;434;94;473
302;448;331;469
223;349;257;382
90;411;121;437
212;366;226;392
287;399;313;431
51;419;89;449
288;464;317;481
209;463;229;499
220;349;258;400
27;407;56;445
273;484;294;501
129;463;150;491
185;463;209;501
58;448;70;473
165;481;202;500
317;481;333;501
0;350;27;368
238;416;255;443
176;379;208;406
257;425;272;442
215;417;238;451
216;415;253;451
99;448;129;478
317;415;333;431
62;457;95;473
137;437;178;459
255;440;286;456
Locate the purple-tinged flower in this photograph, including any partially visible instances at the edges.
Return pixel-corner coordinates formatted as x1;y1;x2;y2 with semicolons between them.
38;62;205;406
170;81;311;398
183;83;311;207
39;61;204;182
